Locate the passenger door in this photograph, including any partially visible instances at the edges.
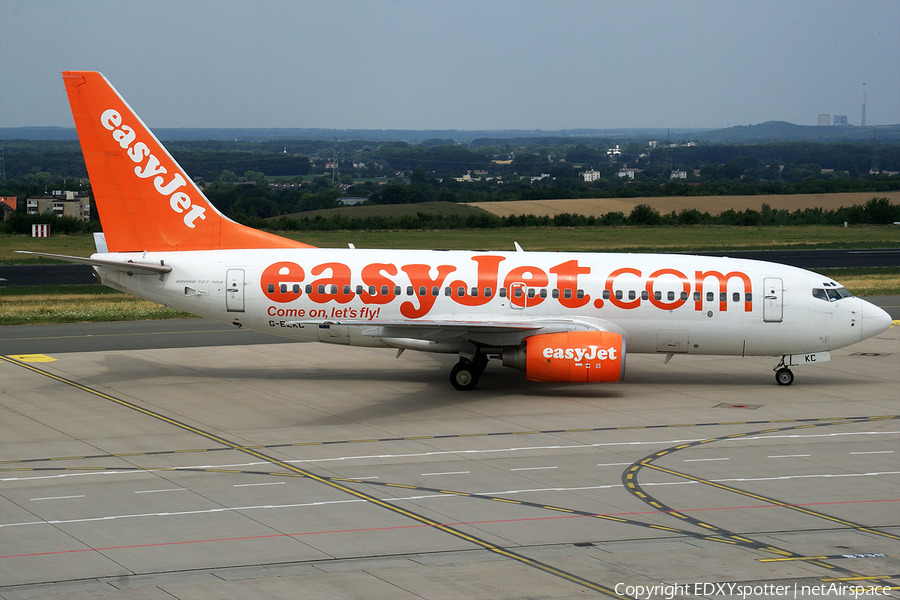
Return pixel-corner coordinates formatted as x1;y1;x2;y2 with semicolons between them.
763;277;783;323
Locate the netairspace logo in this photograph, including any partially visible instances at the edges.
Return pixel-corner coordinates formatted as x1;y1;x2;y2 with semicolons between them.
613;582;893;599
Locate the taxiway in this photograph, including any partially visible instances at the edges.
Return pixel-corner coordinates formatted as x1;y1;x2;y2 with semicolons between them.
1;321;898;599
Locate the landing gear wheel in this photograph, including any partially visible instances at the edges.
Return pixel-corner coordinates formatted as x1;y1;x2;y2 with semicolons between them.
775;368;794;386
473;354;489;375
450;361;479;391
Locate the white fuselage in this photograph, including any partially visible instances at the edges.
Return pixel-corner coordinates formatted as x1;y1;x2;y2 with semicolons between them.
92;248;887;358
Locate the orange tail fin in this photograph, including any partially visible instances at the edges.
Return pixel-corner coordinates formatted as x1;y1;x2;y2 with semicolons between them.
63;71;313;252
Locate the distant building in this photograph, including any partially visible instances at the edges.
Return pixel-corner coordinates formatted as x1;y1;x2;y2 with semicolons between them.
607;145;622;156
581;170;602;182
617;168;637;180
337;197;367;205
26;191;91;221
670;170;688;179
0;196;16;221
817;114;831;126
834;115;848;126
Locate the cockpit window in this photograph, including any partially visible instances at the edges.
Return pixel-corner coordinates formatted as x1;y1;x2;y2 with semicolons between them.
812;287;854;302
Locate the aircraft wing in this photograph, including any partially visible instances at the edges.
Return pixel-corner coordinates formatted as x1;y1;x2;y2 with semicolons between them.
289;317;626;348
14;251;172;275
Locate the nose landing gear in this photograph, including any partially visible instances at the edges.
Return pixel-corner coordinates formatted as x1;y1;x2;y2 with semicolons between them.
773;356;794;386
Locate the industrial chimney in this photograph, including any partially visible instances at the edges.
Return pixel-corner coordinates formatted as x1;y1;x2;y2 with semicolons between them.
861;83;867;127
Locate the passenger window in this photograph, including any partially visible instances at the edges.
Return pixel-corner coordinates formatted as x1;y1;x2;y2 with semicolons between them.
615;290;623;300
720;292;727;302
306;284;313;294
602;290;610;300
745;292;752;302
280;284;287;293
394;286;401;296
356;285;363;295
293;284;300;294
268;284;275;293
471;287;479;297
693;292;700;302
680;291;688;301
457;286;465;297
514;288;523;298
418;286;426;296
577;289;584;299
667;291;675;301
381;285;388;296
406;286;413;296
499;288;507;298
343;285;351;295
527;289;535;298
318;284;325;294
552;289;560;299
485;287;493;298
628;290;636;300
445;287;451;296
732;292;740;302
369;285;376;295
431;286;439;296
539;289;547;298
330;285;338;294
564;289;572;299
655;291;662;301
642;290;649;300
707;291;714;302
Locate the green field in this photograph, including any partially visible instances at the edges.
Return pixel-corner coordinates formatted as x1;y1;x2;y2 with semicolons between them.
3;225;899;264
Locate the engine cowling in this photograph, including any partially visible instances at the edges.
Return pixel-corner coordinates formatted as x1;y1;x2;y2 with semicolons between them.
503;331;626;383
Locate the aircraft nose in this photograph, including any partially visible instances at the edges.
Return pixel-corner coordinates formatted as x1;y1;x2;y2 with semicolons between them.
861;300;893;340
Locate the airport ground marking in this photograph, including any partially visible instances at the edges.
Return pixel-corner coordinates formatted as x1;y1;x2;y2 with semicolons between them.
643;461;900;542
0;382;893;467
4;461;899;572
0;354;629;598
621;416;900;580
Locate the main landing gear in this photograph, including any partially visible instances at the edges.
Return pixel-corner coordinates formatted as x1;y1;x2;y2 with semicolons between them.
773;356;794;386
450;354;489;391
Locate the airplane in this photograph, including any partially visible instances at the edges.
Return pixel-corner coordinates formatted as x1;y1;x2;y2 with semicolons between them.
19;71;893;391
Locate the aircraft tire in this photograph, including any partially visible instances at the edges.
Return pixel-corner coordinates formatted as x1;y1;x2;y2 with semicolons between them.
775;368;794;386
450;361;479;391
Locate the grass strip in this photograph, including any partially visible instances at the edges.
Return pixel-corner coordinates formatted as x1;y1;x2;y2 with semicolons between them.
0;287;195;326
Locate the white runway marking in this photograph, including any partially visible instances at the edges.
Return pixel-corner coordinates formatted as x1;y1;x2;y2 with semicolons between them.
5;471;898;530
233;482;286;487
30;495;84;501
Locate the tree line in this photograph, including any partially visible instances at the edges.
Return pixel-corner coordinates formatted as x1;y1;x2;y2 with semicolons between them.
261;197;898;232
3;197;895;237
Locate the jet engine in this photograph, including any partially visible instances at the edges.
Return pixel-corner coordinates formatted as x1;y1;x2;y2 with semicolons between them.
502;331;626;383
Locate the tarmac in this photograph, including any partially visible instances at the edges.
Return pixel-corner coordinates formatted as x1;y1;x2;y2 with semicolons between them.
0;318;898;599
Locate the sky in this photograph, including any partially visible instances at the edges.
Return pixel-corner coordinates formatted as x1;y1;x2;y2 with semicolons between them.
1;0;898;131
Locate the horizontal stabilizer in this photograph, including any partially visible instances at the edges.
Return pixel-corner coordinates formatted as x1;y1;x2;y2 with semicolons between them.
14;251;172;274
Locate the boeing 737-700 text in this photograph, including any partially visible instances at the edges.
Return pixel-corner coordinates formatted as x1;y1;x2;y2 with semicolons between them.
18;71;893;390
